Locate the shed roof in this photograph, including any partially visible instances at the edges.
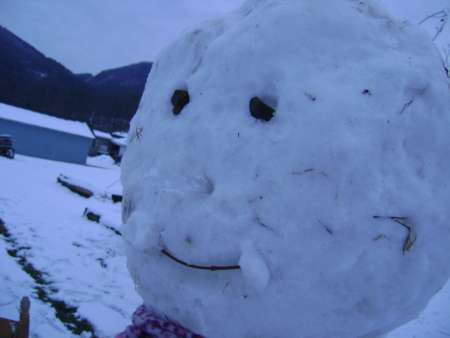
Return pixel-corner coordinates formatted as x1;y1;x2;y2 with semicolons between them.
93;129;113;139
0;103;94;139
111;138;127;147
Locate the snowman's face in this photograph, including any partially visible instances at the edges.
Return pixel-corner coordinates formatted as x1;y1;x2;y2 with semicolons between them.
120;1;450;337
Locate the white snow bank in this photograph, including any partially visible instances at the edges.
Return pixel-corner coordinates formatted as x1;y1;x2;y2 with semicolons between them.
121;0;450;337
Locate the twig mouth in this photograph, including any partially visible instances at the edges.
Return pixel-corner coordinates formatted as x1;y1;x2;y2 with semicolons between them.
161;249;241;271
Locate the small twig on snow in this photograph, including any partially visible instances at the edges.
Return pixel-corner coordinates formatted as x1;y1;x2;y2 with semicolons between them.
419;7;449;41
443;43;450;72
400;100;414;114
373;216;417;254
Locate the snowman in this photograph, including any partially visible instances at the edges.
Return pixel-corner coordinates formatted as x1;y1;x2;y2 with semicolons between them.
119;0;450;336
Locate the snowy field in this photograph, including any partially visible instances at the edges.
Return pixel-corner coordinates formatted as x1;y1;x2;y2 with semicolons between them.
0;154;448;337
0;154;140;337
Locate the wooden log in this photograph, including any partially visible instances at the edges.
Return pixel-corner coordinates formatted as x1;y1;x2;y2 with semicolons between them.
57;175;93;198
111;194;123;203
84;208;101;223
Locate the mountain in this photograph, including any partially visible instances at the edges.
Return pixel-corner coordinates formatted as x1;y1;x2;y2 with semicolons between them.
0;25;152;132
85;62;151;131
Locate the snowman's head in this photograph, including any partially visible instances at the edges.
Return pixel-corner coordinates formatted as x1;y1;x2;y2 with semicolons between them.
120;0;450;336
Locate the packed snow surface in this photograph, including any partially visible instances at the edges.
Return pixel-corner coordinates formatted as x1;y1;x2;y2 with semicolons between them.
121;0;450;337
87;154;119;170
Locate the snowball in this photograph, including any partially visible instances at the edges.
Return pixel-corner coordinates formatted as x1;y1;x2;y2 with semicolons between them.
120;0;450;336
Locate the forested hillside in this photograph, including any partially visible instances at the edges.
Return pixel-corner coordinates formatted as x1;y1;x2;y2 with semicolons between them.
0;26;152;132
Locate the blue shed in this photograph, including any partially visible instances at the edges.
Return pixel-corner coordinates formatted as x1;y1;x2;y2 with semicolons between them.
0;103;94;165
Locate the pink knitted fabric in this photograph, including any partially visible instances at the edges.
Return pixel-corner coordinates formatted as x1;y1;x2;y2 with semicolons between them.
115;304;205;338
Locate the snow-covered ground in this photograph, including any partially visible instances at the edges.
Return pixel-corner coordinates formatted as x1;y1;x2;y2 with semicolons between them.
0;154;140;338
86;154;120;170
0;154;448;337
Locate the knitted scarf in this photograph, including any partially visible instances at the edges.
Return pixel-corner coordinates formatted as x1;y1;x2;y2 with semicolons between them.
115;304;205;338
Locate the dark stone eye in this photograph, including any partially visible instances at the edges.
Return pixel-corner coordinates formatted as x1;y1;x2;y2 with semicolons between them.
171;90;190;115
250;96;275;121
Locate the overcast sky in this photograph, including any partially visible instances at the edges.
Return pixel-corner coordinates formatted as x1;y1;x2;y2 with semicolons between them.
0;0;449;75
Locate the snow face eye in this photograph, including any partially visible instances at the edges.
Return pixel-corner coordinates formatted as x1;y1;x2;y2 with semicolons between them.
171;90;190;115
250;96;275;121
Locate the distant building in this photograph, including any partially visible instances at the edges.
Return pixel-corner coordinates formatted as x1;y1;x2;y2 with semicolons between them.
110;136;127;163
89;129;113;157
0;103;94;165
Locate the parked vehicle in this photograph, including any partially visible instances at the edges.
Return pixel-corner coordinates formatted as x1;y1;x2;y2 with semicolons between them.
0;134;15;159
